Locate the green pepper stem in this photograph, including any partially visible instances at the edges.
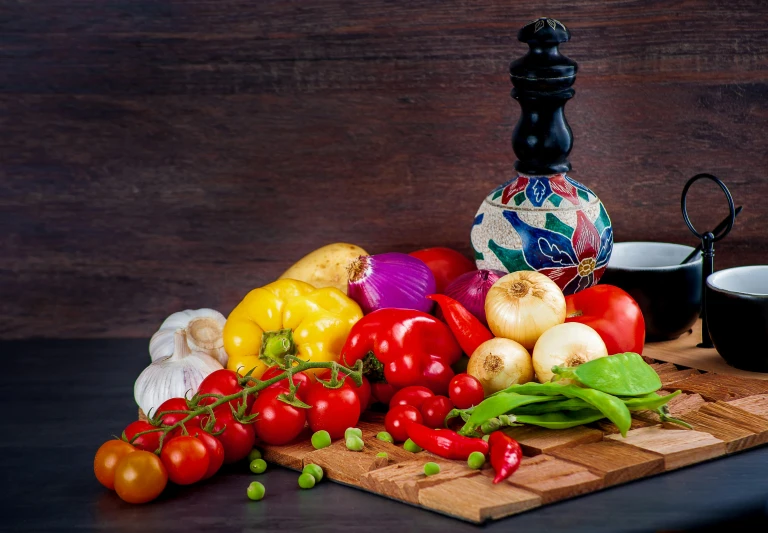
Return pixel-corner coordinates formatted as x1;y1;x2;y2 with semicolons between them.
259;329;297;366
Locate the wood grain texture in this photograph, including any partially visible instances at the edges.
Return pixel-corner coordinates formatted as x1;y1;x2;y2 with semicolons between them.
498;454;603;504
606;425;726;470
501;425;604;456
727;394;768;418
662;373;768;401
2;1;768;339
699;401;768;440
678;410;763;453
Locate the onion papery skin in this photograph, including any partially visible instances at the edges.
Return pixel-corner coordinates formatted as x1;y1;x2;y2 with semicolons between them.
468;337;534;395
532;322;608;383
347;253;436;314
444;270;505;327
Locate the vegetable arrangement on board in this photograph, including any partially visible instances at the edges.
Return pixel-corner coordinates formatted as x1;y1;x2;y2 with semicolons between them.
98;241;666;505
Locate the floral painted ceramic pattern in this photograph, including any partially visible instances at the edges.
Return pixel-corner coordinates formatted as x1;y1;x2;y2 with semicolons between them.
471;173;613;295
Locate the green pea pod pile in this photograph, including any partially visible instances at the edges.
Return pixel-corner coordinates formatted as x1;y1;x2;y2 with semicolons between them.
457;352;685;438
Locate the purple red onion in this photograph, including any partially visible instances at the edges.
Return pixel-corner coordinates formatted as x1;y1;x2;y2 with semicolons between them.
444;269;505;326
347;253;436;314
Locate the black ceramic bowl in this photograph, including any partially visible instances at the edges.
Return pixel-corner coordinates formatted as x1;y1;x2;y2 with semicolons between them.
706;265;768;372
600;242;702;341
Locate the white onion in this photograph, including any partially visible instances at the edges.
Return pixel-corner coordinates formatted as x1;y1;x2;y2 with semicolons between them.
532;322;608;383
485;271;566;350
468;337;534;395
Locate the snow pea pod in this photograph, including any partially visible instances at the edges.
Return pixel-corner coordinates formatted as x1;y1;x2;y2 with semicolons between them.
512;409;606;430
458;393;561;436
622;390;681;411
513;398;591;415
552;352;661;397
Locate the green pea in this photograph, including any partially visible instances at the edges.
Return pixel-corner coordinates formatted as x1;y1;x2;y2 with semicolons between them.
249;458;267;474
376;452;388;459
346;435;364;451
376;431;394;443
345;427;363;440
467;451;486;469
424;462;441;476
247;448;262;463
311;430;332;449
246;481;265;501
482;434;490;442
298;472;316;489
403;438;422;453
302;463;324;483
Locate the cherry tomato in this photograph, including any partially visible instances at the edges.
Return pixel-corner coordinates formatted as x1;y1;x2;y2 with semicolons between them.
123;421;162;452
420;395;454;428
190;429;225;479
205;408;256;464
384;404;423;442
389;385;434;410
155;397;202;437
94;440;136;490
315;369;371;410
305;381;361;439
448;373;485;409
370;382;397;405
160;436;210;485
565;284;646;354
114;450;168;504
409;247;475;293
262;367;312;398
196;369;252;410
250;387;307;445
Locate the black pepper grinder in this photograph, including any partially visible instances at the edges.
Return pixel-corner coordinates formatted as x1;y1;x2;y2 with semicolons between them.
471;18;613;296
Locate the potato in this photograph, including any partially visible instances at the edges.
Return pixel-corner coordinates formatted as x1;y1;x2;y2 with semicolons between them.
279;243;368;294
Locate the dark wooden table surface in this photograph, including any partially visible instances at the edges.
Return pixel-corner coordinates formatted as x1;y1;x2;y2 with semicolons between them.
4;338;768;532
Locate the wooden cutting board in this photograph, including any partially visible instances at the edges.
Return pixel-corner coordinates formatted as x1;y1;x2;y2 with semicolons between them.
261;339;768;524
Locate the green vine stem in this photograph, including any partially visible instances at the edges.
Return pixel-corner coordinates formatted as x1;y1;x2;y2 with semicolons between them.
125;356;363;454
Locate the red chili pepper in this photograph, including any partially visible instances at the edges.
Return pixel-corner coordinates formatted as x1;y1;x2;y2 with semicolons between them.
427;294;494;356
406;422;489;460
488;431;523;484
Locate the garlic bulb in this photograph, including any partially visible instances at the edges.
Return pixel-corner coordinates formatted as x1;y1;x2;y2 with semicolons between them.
149;308;228;366
135;329;223;416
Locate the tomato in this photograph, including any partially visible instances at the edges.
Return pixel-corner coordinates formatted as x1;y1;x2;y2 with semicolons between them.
123;421;162;452
409;247;475;293
94;440;136;490
315;369;371;410
114;450;168;504
262;367;312;399
384;404;423;442
370;382;397;405
205;408;256;464
565;284;646;355
420;395;454;428
190;429;225;479
250;387;307;445
160;436;209;485
196;369;252;410
389;386;434;410
448;373;484;409
305;381;361;439
155;397;202;436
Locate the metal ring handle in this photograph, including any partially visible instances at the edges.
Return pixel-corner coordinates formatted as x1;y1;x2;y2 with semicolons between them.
680;173;736;242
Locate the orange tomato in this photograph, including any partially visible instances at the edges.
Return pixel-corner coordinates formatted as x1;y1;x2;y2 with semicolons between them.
94;440;136;490
114;450;168;504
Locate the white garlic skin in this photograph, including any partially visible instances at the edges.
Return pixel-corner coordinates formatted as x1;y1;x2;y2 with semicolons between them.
135;330;223;416
149;308;228;366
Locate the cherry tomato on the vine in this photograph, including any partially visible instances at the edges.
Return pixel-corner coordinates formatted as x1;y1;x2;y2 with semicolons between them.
205;408;256;464
389;386;434;410
305;380;360;439
94;440;136;490
190;429;225;480
409;247;475;293
251;387;306;446
160;436;210;485
261;367;312;399
114;450;168;504
420;395;454;428
155;397;202;437
315;369;371;411
123;420;162;452
196;369;253;410
384;404;422;442
448;373;485;409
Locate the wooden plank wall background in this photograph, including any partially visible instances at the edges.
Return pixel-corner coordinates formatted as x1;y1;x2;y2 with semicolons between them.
1;1;767;339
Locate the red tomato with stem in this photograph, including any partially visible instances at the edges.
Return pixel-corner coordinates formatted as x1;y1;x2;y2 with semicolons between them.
384;405;423;442
261;367;311;399
449;374;485;409
156;398;202;437
409;247;475;293
160;436;210;485
250;387;307;445
305;381;361;439
315;369;371;410
565;284;646;355
123;420;162;452
206;408;256;464
420;395;454;428
190;429;225;479
389;386;434;410
196;369;252;410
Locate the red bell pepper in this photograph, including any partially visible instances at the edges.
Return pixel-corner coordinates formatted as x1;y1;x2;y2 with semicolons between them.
427;294;493;356
488;431;522;484
341;308;462;396
406;422;488;460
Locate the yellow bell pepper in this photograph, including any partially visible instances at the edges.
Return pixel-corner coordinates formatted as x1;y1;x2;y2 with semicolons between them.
223;279;363;378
